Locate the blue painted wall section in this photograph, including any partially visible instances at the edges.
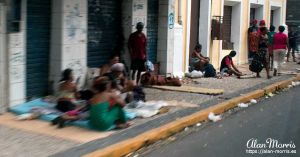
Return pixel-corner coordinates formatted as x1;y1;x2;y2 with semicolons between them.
26;0;51;98
88;0;123;68
147;0;159;63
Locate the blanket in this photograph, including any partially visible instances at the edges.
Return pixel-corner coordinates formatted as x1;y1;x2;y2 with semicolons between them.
9;98;136;130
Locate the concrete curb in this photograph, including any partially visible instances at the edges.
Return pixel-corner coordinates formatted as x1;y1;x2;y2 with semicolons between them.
84;75;300;157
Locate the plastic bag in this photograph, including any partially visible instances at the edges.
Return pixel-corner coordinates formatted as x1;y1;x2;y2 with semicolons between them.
145;60;154;72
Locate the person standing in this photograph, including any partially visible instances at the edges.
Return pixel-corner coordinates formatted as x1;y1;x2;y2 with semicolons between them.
128;22;147;84
273;26;288;76
267;25;276;70
257;27;271;79
287;28;298;62
248;27;260;60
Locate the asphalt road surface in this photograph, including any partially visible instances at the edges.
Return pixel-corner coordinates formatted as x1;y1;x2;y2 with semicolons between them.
144;86;300;157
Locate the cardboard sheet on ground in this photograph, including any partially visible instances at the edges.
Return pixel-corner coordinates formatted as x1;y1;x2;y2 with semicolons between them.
150;85;224;95
278;71;299;75
239;73;257;79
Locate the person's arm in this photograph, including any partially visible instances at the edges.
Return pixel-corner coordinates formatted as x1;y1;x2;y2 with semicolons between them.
194;51;209;61
231;62;241;73
110;94;126;108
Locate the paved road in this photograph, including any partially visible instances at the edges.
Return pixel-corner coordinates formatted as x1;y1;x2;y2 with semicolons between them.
144;86;300;157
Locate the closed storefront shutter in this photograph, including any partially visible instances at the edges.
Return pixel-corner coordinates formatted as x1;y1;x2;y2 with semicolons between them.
88;0;123;68
26;0;51;98
147;0;159;63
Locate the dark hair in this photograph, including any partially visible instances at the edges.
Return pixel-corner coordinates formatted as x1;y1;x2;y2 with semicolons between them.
109;54;120;60
93;77;110;93
60;69;73;82
278;26;285;32
229;51;237;57
260;27;268;33
195;43;202;50
136;22;144;30
269;25;275;32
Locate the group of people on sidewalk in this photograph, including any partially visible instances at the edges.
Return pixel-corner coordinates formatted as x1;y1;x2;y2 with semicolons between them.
190;19;298;80
248;19;298;78
51;22;149;130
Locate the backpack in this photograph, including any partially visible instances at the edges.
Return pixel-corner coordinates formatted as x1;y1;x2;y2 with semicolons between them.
204;64;216;77
249;57;263;73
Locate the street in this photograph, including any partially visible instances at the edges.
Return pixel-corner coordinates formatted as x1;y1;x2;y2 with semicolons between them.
143;86;300;157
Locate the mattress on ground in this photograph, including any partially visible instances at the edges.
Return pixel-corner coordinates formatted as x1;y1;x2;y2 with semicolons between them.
9;99;136;130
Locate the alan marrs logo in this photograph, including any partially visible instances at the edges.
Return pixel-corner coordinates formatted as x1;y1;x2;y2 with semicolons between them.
247;138;296;149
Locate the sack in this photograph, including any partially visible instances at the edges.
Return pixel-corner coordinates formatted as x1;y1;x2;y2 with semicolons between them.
145;60;154;72
133;86;146;102
204;64;216;77
249;58;263;73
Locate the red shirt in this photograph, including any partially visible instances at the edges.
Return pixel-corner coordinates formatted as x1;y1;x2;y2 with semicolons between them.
273;32;288;50
128;31;147;60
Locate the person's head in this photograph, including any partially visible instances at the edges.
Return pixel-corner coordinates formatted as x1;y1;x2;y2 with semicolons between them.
259;20;266;27
111;63;125;77
93;77;111;93
60;69;74;82
278;25;285;33
136;22;144;32
195;43;202;52
229;51;237;58
251;19;258;26
109;54;120;65
260;27;268;34
269;25;275;32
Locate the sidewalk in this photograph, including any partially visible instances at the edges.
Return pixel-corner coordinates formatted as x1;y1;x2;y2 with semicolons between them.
0;62;299;157
53;62;299;157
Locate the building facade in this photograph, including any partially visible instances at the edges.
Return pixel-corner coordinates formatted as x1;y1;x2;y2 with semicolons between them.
0;0;287;113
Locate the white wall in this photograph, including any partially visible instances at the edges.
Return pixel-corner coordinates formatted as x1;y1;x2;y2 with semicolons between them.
255;6;264;21
272;7;282;30
198;0;211;57
231;2;242;58
50;0;88;92
0;3;8;112
7;0;27;107
157;0;175;74
173;24;183;77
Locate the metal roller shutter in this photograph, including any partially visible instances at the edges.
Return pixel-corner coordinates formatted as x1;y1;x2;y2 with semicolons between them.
88;0;123;67
147;0;159;63
26;0;51;98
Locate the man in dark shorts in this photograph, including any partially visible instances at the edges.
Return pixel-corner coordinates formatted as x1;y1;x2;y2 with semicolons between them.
287;28;298;62
128;22;147;84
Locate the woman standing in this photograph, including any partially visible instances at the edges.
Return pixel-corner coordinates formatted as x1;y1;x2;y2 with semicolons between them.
273;26;288;76
257;27;271;79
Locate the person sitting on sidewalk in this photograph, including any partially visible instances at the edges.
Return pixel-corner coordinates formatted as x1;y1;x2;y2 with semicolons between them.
190;43;210;71
89;77;130;131
220;51;242;77
55;69;79;112
99;54;120;76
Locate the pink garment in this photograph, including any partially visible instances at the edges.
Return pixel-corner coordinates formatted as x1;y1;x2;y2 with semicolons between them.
273;32;288;50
